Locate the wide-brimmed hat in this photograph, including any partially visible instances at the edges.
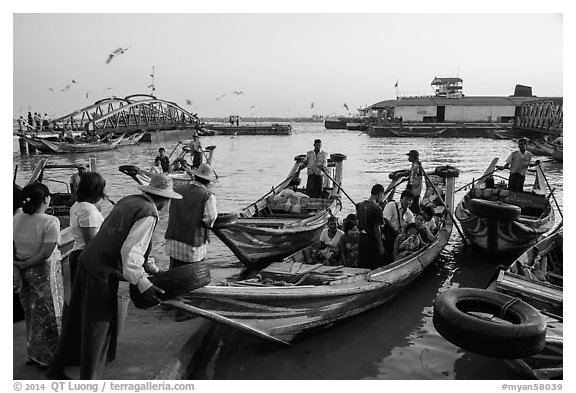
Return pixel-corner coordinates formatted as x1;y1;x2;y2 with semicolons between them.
189;163;218;183
137;173;182;199
406;150;419;158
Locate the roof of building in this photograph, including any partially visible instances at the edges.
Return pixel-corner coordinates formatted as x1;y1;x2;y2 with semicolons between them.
431;77;463;85
369;96;563;109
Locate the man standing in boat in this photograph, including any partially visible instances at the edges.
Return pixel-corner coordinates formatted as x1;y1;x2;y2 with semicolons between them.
155;147;170;173
189;134;203;169
406;150;423;214
165;163;218;319
356;184;386;269
303;139;328;198
496;138;534;192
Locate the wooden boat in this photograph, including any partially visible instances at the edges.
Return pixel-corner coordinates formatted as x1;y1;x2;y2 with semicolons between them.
211;153;346;270
18;134;56;153
526;140;553;157
119;143;217;187
389;127;447;137
116;131;146;146
203;123;292;135
433;223;563;379
454;158;555;253
346;122;368;131
35;134;125;154
324;118;347;130
168;165;460;343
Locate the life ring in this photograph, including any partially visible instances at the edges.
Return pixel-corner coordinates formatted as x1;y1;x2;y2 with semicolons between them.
433;288;546;359
212;213;239;229
389;169;411;180
468;198;521;221
435;165;460;178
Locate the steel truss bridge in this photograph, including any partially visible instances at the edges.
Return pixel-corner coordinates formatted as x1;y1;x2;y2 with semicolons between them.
53;94;199;135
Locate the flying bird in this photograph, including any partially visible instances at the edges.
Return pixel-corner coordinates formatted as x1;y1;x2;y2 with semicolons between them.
72;79;77;84
48;87;54;92
103;87;114;91
85;91;91;99
61;84;71;92
310;102;314;109
106;46;131;64
233;91;243;95
185;99;193;105
343;103;349;111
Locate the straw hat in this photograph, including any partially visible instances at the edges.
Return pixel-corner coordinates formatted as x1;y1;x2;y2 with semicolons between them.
189;163;218;183
137;173;182;199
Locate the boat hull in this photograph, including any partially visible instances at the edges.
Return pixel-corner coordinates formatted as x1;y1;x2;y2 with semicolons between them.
36;135;124;154
203;124;292;135
455;190;555;253
324;119;347;129
369;123;512;137
212;201;340;270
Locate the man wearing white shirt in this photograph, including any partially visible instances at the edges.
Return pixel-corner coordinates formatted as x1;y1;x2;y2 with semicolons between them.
303;139;328;198
496;138;534;192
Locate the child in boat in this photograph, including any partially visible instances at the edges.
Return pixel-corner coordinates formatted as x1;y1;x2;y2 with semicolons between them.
337;219;360;267
317;216;344;265
393;223;424;261
422;205;440;235
414;214;435;244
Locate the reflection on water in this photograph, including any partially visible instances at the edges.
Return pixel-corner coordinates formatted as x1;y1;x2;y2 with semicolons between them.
13;123;563;379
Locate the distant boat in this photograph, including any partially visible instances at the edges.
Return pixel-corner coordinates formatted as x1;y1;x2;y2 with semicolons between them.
115;131;146;146
203;123;292;135
20;134;125;154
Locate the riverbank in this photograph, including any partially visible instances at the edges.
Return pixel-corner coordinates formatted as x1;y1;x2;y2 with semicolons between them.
13;283;215;380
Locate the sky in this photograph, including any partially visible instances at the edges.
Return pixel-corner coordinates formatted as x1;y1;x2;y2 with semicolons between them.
11;10;564;119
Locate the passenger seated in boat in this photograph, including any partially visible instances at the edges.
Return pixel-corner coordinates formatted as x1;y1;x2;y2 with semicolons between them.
414;214;435;244
150;158;163;174
342;213;357;229
422;205;439;235
169;159;187;173
316;216;344;265
273;178;308;200
393;223;424;261
337;219;360;267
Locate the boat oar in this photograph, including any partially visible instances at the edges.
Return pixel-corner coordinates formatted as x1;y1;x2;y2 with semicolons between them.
199;149;219;180
417;162;468;244
13;165;18;184
454;167;501;193
104;194;116;206
162;300;291;346
320;168;357;207
536;162;563;220
167;142;182;160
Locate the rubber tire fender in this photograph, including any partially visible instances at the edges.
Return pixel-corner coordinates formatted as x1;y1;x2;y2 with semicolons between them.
389;169;411;180
468;198;521;221
435;165;460;178
433;288;547;359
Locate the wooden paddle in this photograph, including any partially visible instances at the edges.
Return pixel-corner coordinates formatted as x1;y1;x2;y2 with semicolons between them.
536;162;563;220
320;168;357;206
162;299;291;346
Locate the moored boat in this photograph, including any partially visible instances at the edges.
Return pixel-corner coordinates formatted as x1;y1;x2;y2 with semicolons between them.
324;118;347;129
454;158;555;254
433;223;563;379
211;153;347;270
25;134;125;154
167;165;460;343
115;131;146;146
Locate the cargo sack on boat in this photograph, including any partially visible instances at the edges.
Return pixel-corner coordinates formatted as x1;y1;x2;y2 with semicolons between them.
129;263;211;309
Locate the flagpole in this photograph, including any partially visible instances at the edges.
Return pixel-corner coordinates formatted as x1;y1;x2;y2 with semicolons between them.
395;80;398;99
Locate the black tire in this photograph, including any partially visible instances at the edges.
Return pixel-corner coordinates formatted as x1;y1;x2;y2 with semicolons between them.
468;198;521;220
389;169;411;180
212;213;239;229
433;288;546;359
435;165;460;178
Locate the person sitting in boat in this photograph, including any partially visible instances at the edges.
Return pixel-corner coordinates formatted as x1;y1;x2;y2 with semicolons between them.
421;174;445;211
381;189;415;263
414;214;435;244
70;164;88;198
337;219;360;268
64;127;74;143
393;223;424;261
273;178;309;212
422;205;440;235
316;216;344;265
169;158;187;173
150;157;163;174
342;213;357;229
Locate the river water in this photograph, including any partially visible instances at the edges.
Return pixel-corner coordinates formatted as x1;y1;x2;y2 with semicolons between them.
12;123;563;381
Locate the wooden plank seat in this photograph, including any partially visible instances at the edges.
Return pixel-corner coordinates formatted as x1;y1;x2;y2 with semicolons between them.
259;262;371;286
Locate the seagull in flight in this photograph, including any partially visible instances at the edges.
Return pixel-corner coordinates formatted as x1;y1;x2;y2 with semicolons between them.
233;91;243;95
85;91;91;99
72;79;78;84
61;84;71;92
185;99;193;105
48;87;54;92
106;46;131;64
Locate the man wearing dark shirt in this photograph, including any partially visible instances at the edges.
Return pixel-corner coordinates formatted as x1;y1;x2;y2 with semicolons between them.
155;147;170;173
356;184;386;270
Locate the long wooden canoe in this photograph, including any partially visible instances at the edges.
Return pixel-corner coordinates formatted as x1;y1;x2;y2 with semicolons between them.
169;166;460;343
38;134;124;154
455;158;555;253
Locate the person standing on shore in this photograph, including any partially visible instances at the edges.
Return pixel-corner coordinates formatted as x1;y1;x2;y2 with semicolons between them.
303;139;328;198
48;173;182;380
496;138;534;192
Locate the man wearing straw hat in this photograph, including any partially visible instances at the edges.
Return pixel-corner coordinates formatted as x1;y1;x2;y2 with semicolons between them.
48;173;182;380
165;162;218;276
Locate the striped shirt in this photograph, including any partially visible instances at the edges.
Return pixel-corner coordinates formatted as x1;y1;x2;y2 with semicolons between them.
165;192;218;262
